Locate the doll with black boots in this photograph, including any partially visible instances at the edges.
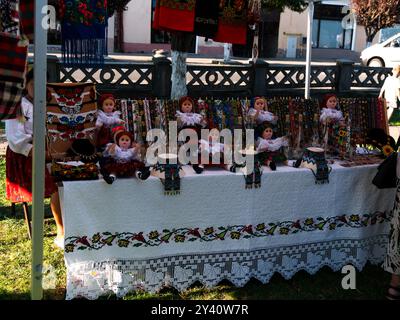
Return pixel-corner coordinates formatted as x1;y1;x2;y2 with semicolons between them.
247;96;278;127
175;96;207;174
100;128;150;184
96;94;124;150
255;122;288;171
319;94;345;157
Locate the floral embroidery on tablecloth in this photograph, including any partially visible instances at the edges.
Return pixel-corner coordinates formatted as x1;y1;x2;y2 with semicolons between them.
65;211;390;253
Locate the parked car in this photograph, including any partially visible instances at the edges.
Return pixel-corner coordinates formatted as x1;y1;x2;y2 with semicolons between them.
360;33;400;67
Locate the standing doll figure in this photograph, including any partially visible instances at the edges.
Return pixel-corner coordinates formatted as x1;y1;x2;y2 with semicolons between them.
96;94;124;150
319;94;345;156
100;129;149;184
255;123;288;171
5;68;64;248
176;96;206;174
247;97;278;126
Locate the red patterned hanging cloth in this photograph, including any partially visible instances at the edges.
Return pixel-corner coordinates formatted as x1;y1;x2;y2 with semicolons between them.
213;0;248;45
153;0;196;32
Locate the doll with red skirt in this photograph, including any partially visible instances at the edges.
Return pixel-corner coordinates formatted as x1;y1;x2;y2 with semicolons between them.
100;128;150;184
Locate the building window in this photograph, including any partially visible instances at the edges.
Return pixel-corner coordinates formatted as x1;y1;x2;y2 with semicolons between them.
312;4;353;49
151;0;170;44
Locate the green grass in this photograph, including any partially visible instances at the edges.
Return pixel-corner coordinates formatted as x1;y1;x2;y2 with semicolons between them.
0;157;392;300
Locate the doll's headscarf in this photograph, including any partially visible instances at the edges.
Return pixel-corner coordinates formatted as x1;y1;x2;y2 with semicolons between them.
99;94;115;109
114;128;133;145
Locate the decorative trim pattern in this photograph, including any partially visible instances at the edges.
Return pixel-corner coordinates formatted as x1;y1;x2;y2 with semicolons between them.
65;211;389;252
66;235;389;300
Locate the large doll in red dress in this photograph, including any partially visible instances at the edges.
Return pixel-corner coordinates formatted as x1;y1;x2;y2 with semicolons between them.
99;128;149;184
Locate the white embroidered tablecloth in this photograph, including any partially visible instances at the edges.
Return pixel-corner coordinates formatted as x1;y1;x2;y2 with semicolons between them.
60;163;395;300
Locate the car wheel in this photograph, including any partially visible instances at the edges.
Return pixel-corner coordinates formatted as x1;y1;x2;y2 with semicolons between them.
368;58;384;67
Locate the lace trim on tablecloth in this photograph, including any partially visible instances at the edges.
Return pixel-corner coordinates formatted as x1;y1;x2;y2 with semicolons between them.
66;235;388;300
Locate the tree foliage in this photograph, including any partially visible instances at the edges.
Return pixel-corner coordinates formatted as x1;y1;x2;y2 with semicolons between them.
107;0;133;16
262;0;307;12
351;0;400;43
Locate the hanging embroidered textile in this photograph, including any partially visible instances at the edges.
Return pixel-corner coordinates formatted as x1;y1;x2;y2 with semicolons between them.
193;0;219;38
0;0;28;120
46;83;98;159
59;0;108;66
19;0;34;41
0;0;19;34
153;0;196;32
213;0;248;45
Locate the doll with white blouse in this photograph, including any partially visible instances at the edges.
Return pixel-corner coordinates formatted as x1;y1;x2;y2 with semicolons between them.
176;96;206;174
100;129;149;184
255;122;288;171
319;94;344;124
176;96;207;130
247;97;278;126
96;93;124;150
319;94;346;156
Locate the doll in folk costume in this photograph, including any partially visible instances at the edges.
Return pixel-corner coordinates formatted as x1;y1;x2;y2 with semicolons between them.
176;96;207;174
255;122;289;171
319;93;346;157
247;96;278;127
176;96;207;131
100;127;150;184
197;127;235;172
96;93;124;150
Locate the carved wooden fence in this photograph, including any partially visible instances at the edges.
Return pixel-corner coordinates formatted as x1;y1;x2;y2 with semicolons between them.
45;55;392;99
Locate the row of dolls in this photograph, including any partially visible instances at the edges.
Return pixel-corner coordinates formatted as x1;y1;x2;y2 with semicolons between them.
93;93;345;184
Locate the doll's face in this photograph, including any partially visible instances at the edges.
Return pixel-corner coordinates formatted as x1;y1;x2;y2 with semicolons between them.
181;100;193;113
326;96;337;109
118;134;131;149
254;98;266;111
102;98;115;113
262;127;273;140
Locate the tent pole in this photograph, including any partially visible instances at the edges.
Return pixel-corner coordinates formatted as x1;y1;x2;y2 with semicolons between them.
31;0;48;300
305;0;314;99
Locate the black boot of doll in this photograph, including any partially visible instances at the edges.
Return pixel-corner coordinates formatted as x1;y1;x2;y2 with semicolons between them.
192;164;204;174
136;167;151;180
269;161;276;171
103;174;116;185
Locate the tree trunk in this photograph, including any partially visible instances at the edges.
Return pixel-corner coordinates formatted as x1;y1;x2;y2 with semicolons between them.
365;31;376;48
170;32;195;100
114;10;124;52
